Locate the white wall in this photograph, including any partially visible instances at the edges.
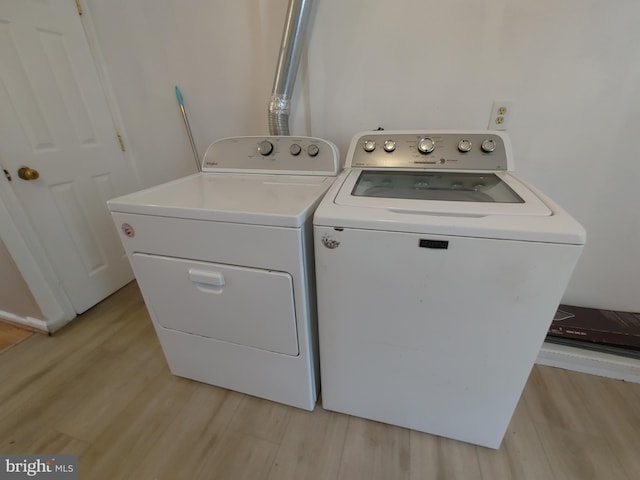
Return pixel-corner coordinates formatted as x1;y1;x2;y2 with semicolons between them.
84;0;304;187
85;0;640;311
0;237;43;320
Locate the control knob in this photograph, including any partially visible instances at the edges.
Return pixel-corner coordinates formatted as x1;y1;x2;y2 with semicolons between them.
417;137;435;154
383;140;396;152
307;144;320;157
481;139;496;153
363;140;376;152
290;143;302;156
257;140;274;156
458;139;472;152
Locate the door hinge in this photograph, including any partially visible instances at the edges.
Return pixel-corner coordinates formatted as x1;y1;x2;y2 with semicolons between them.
117;134;125;152
75;0;83;16
3;169;12;182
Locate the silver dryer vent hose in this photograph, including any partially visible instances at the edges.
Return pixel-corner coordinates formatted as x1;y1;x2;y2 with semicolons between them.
268;0;313;136
268;93;291;136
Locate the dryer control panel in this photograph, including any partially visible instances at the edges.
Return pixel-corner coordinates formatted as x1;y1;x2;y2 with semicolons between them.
346;130;513;171
202;136;340;176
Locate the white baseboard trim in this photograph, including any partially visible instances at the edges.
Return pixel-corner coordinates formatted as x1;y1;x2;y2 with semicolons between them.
0;309;74;334
0;310;49;333
537;341;640;384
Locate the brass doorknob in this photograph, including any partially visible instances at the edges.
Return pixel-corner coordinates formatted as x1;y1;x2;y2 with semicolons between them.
18;167;40;181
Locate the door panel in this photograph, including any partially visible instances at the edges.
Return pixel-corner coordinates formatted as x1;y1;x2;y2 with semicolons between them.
0;0;135;313
132;253;300;356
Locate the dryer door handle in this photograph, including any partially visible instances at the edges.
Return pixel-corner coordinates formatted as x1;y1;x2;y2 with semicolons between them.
189;268;225;290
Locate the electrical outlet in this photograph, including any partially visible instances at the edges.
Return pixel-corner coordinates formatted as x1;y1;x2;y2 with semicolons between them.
488;100;512;131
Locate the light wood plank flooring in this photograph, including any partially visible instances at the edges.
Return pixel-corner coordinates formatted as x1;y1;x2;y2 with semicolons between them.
0;321;33;353
1;281;639;479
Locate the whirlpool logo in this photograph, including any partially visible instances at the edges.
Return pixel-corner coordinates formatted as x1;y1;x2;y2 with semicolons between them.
1;455;77;480
321;233;340;249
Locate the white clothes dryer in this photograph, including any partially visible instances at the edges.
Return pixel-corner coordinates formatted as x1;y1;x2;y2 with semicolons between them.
108;136;339;410
313;130;585;446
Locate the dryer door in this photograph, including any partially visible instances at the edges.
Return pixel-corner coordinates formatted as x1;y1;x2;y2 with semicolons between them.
132;253;299;356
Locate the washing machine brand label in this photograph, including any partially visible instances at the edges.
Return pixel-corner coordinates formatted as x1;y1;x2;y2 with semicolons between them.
121;223;135;238
419;239;449;249
321;234;340;249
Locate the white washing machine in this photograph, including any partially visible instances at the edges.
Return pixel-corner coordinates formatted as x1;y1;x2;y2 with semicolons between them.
313;130;585;447
108;136;339;411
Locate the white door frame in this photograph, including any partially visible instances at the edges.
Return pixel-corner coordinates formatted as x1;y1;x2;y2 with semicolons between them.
0;0;139;332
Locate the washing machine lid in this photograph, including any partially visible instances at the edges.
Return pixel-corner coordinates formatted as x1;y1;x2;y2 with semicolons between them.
315;130;584;244
335;169;552;217
316;169;585;244
108;172;336;228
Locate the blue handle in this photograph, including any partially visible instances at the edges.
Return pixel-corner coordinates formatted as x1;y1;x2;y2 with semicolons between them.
175;85;184;106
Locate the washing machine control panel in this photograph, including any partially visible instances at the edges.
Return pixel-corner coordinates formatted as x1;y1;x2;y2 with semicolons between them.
202;136;340;175
347;131;511;171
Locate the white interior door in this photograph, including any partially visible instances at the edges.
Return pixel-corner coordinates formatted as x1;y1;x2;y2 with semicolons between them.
0;0;135;313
